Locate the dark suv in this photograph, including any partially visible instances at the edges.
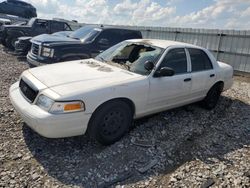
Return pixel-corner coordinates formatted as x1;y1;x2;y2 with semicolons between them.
0;18;72;50
27;26;142;67
0;0;37;19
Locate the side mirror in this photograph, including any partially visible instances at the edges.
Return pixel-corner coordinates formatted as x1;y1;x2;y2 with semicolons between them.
154;67;175;77
98;38;109;47
144;61;154;71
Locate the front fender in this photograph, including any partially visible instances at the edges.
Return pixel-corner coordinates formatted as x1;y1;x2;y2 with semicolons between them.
57;46;91;60
59;78;149;118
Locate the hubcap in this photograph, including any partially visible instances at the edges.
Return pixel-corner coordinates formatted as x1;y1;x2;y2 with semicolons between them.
101;110;124;136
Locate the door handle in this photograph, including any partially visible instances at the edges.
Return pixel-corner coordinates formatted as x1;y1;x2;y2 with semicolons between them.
184;78;192;82
210;74;215;77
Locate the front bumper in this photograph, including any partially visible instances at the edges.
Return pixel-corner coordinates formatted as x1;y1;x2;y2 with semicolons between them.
9;82;91;138
27;52;57;67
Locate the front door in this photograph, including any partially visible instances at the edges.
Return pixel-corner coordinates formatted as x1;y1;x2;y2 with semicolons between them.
147;48;192;113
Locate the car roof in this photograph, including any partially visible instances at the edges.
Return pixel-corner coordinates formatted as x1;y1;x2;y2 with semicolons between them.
83;25;140;32
126;39;201;49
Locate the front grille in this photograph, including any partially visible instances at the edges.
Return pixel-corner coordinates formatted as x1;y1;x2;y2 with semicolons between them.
31;43;40;55
15;41;25;49
19;79;38;103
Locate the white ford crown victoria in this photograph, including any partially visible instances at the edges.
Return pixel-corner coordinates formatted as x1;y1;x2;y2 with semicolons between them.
10;39;233;145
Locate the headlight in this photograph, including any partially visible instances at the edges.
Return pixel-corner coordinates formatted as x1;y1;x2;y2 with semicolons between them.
36;94;54;111
41;47;54;57
36;95;85;114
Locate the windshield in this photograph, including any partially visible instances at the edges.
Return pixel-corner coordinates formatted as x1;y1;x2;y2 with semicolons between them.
69;26;101;42
95;41;164;75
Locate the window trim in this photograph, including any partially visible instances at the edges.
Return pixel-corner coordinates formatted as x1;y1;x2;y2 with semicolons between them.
152;47;191;76
187;47;214;73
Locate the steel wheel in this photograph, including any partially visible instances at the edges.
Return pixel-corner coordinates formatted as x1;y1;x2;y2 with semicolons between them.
88;100;133;145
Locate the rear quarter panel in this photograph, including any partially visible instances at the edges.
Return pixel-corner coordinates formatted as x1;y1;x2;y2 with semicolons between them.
216;61;234;91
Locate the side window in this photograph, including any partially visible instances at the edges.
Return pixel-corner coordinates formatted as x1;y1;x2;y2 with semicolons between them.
188;48;213;72
159;48;187;74
121;30;141;40
51;22;64;32
35;20;48;29
97;30;120;46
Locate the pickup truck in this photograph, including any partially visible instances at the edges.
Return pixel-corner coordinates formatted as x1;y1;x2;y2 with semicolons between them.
0;18;72;50
10;39;233;145
27;26;142;67
15;30;73;55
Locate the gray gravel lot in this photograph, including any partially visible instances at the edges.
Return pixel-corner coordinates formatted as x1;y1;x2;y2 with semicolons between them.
0;46;249;188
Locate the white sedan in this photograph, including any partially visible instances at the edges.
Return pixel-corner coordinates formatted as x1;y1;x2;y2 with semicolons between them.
9;39;233;145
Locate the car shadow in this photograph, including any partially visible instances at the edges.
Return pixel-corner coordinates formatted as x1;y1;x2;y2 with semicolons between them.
1;46;27;62
23;96;250;187
16;55;27;61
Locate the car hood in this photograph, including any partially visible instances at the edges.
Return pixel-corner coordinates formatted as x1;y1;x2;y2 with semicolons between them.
27;59;143;96
31;34;80;45
52;31;73;37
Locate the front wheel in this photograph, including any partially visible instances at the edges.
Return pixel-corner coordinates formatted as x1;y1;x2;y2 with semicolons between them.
88;100;133;145
201;84;223;110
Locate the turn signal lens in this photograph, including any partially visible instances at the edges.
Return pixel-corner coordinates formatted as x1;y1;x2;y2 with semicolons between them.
64;103;83;111
49;101;85;114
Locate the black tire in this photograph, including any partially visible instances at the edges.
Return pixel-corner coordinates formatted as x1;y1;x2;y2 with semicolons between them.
88;100;133;145
6;36;18;50
201;83;223;110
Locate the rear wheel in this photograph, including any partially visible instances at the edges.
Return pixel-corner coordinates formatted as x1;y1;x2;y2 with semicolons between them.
88;100;133;145
6;36;18;50
201;83;223;110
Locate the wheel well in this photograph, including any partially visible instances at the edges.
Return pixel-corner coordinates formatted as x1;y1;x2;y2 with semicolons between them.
212;81;224;92
94;98;135;117
86;98;135;134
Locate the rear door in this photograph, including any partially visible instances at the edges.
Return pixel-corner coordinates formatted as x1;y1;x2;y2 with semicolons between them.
32;19;49;35
187;48;216;100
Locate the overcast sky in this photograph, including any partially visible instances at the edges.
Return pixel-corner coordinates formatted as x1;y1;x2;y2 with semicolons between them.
23;0;250;29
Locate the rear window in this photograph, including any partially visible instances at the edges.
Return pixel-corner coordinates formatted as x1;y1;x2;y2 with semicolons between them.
188;48;213;72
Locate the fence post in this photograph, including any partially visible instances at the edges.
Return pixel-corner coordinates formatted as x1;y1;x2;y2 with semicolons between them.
216;33;222;60
174;29;178;41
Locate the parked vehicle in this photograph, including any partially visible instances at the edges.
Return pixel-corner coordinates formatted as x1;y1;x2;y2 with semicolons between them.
0;18;11;26
0;0;36;19
15;30;73;55
27;26;142;67
0;18;72;50
9;39;233;145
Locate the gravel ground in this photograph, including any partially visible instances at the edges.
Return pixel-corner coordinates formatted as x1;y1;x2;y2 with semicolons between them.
0;45;249;188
